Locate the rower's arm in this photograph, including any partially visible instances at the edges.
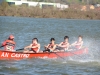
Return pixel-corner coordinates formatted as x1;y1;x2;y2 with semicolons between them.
79;41;83;49
50;45;56;51
24;44;32;49
37;44;40;53
31;44;40;48
75;43;81;45
71;41;77;46
66;43;70;50
58;42;63;46
2;40;7;46
46;44;50;48
44;44;50;49
59;43;68;48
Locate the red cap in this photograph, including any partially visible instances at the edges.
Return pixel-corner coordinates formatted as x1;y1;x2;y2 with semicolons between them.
9;35;14;39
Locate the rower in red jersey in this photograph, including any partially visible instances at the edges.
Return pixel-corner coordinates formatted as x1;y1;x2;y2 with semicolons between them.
43;38;56;52
2;35;16;51
24;38;40;53
57;36;70;51
71;35;83;49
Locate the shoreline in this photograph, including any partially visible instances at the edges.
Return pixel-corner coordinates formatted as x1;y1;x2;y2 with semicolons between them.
0;3;100;20
1;16;100;21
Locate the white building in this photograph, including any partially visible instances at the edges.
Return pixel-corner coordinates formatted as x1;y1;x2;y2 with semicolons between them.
6;0;69;10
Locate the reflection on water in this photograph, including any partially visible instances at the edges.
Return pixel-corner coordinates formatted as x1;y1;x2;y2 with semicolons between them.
0;16;100;75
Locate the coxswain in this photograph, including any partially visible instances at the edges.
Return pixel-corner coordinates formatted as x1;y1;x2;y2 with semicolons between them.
24;38;40;53
2;34;16;51
57;36;70;51
43;38;56;52
71;35;83;49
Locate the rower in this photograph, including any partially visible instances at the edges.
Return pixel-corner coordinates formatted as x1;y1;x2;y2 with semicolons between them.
1;34;16;51
56;36;69;51
43;38;56;52
71;35;83;49
23;38;40;53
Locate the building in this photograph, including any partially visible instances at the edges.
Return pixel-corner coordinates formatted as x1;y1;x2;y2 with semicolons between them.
6;0;69;10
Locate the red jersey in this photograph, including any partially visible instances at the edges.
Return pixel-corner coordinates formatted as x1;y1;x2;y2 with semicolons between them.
75;41;82;49
61;42;68;48
48;43;55;49
31;43;39;52
2;39;16;51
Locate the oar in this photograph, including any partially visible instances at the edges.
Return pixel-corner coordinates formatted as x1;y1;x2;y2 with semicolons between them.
16;48;24;51
0;46;3;48
0;44;7;48
54;51;82;60
43;50;65;60
52;52;65;60
68;50;82;58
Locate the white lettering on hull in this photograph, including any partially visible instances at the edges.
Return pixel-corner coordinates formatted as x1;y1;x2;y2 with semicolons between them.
1;52;30;58
1;52;9;57
11;53;30;58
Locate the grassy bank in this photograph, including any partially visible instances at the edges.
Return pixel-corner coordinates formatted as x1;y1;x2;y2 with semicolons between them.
0;2;100;19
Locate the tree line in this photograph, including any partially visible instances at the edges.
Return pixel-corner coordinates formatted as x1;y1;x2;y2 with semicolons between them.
0;1;100;20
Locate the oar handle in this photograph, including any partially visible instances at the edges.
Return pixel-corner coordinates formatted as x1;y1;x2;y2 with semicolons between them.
16;48;24;51
0;44;7;48
0;45;4;48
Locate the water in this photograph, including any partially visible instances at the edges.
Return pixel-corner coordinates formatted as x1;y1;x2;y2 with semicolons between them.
0;16;100;75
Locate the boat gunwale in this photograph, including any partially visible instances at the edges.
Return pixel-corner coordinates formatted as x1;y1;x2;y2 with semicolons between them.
0;48;87;54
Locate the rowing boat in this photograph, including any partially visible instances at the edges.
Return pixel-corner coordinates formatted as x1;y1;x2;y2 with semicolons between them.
0;48;88;60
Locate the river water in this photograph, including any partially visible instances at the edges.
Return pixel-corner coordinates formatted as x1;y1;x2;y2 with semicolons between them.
0;16;100;75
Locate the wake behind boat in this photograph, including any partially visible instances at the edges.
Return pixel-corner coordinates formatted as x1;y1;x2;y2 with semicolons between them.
0;48;88;60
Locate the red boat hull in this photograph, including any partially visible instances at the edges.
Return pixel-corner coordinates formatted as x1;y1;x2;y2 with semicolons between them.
0;48;88;60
